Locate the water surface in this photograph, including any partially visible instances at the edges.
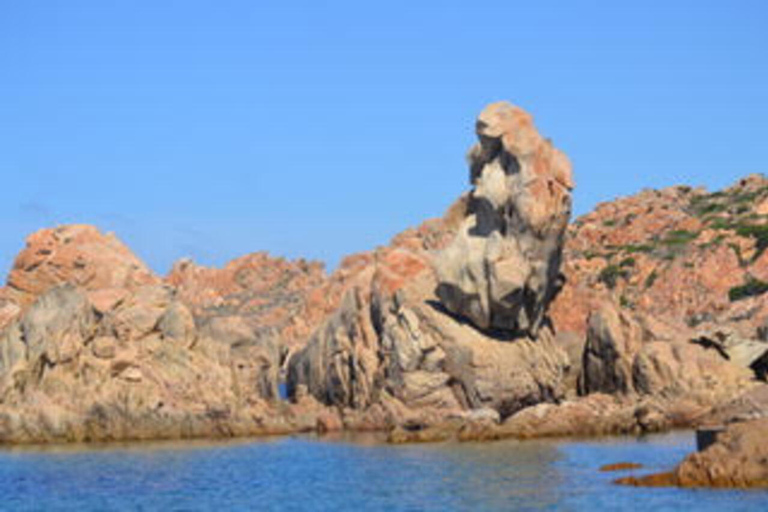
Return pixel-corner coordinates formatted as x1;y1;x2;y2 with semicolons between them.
0;431;764;511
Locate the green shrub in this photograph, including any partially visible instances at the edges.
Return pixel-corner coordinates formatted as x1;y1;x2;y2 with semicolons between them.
661;229;699;246
690;193;727;216
621;244;654;254
728;243;746;267
735;224;768;260
697;202;727;215
619;257;636;268
735;204;750;214
729;278;768;302
644;270;658;289
598;264;629;289
708;217;733;230
731;190;760;205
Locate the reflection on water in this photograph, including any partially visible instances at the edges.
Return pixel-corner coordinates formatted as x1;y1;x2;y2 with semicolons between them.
0;431;765;511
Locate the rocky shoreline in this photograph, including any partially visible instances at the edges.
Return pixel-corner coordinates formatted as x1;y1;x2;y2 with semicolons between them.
616;418;768;488
1;102;767;491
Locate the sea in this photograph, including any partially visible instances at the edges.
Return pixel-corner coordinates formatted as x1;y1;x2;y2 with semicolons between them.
0;430;764;511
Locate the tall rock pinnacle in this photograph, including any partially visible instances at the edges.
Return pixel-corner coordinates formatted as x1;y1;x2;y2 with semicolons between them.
435;102;574;336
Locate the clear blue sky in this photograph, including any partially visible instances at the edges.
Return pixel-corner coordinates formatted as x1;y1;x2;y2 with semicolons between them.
1;1;766;274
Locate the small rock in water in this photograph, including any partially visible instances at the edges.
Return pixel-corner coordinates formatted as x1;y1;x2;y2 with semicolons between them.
600;462;644;472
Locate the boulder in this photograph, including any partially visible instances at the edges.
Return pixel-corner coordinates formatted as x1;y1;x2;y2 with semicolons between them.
19;284;96;368
577;303;754;409
157;301;197;347
578;304;641;395
435;102;573;336
691;328;768;381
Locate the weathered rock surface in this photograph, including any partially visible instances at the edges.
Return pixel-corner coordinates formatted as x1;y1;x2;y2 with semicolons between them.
618;418;768;488
577;303;753;405
4;225;158;310
0;283;318;444
288;103;572;430
435;102;573;336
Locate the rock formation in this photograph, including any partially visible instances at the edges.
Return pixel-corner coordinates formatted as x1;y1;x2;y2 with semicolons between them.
0;226;345;443
0;103;766;446
435;102;574;336
288;103;573;429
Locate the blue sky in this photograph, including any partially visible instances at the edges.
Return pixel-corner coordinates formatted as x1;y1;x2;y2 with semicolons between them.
1;1;766;274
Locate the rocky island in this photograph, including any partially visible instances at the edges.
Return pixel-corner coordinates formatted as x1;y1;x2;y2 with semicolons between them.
1;102;767;487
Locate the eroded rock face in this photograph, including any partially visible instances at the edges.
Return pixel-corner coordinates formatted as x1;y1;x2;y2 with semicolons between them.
0;225;345;444
435;102;573;336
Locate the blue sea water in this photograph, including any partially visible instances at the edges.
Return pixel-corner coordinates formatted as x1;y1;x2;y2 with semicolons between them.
0;431;764;511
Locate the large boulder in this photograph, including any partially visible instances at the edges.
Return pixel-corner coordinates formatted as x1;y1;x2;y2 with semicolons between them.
435;102;573;336
577;302;754;408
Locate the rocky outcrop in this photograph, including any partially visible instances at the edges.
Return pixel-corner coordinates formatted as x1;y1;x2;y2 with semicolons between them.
578;305;641;395
435;102;573;336
0;281;333;444
552;174;768;347
698;383;768;425
0;227;348;444
690;328;768;380
3;225;158;310
0;282;301;444
287;103;572;429
618;418;768;488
